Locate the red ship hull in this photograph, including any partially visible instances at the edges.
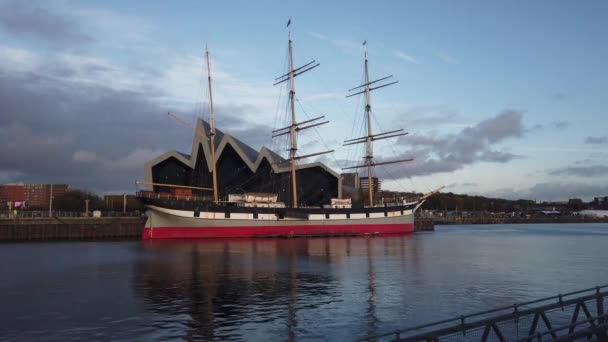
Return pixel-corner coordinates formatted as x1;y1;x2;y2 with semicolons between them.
142;223;414;239
142;205;418;239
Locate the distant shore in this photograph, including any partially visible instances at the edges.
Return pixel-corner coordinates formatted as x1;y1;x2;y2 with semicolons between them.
433;216;608;225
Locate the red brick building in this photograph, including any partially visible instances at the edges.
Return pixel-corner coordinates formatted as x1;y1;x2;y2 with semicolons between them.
0;183;25;210
0;183;70;210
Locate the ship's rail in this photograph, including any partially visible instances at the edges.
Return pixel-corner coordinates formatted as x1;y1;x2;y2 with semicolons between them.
137;190;211;202
359;284;608;342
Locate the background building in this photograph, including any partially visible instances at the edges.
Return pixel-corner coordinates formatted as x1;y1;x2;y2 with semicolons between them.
26;184;70;209
341;173;360;190
360;177;382;193
593;196;608;210
0;183;25;210
0;183;70;210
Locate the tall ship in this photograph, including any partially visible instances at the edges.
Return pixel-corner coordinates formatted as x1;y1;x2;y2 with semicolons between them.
137;22;441;239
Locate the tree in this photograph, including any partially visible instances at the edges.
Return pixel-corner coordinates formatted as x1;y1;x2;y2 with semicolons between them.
54;190;104;212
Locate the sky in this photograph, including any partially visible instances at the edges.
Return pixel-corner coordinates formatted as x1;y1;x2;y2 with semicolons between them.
0;0;607;201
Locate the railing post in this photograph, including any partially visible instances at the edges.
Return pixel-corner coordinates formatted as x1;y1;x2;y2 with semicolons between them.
460;316;466;336
597;287;605;324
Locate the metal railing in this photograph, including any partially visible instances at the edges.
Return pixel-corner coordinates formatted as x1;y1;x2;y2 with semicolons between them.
360;285;608;342
136;190;211;202
0;211;143;219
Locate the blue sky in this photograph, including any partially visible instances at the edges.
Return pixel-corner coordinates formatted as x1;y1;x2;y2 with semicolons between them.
0;0;607;200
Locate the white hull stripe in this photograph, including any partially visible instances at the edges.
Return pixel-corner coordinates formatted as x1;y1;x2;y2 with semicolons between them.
146;205;414;222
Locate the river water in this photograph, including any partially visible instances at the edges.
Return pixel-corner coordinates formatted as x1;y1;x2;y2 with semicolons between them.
1;223;607;341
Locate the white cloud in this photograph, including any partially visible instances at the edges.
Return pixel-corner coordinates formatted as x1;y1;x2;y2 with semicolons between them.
299;92;343;102
437;52;459;65
109;147;164;170
72;150;98;162
73;147;164;171
307;31;362;54
0;46;40;73
66;5;155;48
394;50;420;64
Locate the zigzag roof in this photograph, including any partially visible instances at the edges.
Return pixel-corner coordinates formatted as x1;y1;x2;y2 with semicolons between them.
144;119;339;187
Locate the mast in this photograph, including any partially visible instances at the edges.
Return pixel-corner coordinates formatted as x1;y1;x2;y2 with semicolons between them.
206;47;219;202
272;19;332;208
343;43;413;207
288;32;298;208
364;51;374;207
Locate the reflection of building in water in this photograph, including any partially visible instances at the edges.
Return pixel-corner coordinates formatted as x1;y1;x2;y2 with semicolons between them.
133;235;418;340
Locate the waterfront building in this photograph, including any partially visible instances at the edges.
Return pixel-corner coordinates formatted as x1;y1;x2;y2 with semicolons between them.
341;172;360;190
0;183;70;210
144;119;339;207
593;196;608;209
0;183;25;210
360;176;382;193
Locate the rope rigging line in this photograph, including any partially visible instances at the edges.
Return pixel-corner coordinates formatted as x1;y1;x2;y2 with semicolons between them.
343;67;367;175
293;97;341;166
271;44;291;158
370;108;432;193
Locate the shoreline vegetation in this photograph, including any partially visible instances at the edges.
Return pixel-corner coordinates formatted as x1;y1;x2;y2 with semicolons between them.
434;216;608;225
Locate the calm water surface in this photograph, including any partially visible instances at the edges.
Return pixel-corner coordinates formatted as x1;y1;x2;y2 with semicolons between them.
1;223;607;341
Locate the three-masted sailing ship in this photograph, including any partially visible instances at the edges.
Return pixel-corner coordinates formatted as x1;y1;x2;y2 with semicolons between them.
138;23;440;239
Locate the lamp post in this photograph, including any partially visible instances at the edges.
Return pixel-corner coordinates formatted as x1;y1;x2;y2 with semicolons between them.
48;184;53;217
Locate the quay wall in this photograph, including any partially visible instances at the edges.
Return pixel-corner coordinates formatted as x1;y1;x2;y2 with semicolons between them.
0;217;145;241
1;216;435;241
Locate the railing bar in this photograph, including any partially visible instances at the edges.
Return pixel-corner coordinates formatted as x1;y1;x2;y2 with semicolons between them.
515;313;608;342
369;286;608;339
553;323;608;342
371;292;608;341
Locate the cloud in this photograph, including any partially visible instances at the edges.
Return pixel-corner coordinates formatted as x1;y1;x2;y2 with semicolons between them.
373;110;525;178
526;120;569;132
307;32;361;54
299;92;343;102
0;1;93;45
377;105;464;129
73;148;166;170
585;136;608;144
548;165;608;177
0;46;41;72
0;45;273;193
446;182;477;189
72;150;98;163
436;51;459;65
393;50;420;64
528;123;543;132
550;121;569;130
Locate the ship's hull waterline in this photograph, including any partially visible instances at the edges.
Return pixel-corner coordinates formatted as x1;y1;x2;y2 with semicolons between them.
143;204;417;239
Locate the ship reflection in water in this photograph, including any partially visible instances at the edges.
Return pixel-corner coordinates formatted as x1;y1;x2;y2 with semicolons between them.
133;235;419;340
